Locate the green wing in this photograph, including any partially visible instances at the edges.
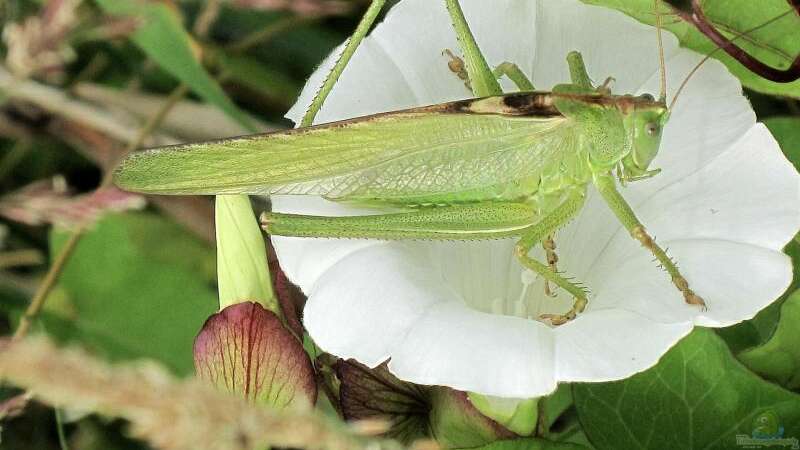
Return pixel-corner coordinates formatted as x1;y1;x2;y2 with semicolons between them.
114;99;575;198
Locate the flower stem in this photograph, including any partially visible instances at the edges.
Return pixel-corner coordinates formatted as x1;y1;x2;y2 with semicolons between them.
300;0;386;127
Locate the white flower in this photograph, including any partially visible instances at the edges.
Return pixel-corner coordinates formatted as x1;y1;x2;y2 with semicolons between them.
270;0;800;398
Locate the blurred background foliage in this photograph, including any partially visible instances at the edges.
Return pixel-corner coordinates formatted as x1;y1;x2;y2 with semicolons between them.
0;1;372;448
0;0;797;449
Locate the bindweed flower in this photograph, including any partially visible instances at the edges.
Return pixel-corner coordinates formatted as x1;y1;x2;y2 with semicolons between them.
271;0;800;397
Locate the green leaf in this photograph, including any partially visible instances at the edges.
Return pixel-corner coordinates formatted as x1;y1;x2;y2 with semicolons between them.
574;328;800;450
94;0;256;130
582;0;800;98
738;290;800;390
765;117;800;172
470;438;588;450
46;212;217;375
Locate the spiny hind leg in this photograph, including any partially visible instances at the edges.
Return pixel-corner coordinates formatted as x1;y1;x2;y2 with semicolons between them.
515;190;588;326
263;202;537;241
542;235;558;297
594;173;706;309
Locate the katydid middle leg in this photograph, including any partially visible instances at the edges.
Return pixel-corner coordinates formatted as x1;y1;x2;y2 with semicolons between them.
492;62;535;91
593;173;706;309
515;189;588;325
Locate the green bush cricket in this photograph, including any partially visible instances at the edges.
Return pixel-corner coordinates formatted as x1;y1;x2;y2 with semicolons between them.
114;0;718;326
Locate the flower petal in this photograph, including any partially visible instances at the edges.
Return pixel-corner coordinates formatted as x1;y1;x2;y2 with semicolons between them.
554;309;692;382
638;123;799;250
303;243;456;366
388;302;556;398
591;239;793;327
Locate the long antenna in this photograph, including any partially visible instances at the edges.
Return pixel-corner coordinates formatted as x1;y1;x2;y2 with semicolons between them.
669;8;794;111
655;0;667;103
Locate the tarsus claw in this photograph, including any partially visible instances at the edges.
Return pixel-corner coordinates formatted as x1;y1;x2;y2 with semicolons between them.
540;296;587;326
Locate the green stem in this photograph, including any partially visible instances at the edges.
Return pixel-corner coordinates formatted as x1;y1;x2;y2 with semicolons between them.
300;0;386;127
444;0;502;97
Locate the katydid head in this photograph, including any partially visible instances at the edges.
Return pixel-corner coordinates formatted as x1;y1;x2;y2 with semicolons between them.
619;97;670;180
614;0;668;182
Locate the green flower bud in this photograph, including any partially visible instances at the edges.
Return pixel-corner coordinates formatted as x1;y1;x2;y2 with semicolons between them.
214;195;275;311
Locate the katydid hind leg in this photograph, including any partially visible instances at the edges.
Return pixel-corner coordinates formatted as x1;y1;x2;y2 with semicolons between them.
515;190;589;326
593;173;707;310
262;202;538;241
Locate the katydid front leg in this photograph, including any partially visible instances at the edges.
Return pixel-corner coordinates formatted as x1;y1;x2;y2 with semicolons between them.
515;189;588;325
593;173;707;309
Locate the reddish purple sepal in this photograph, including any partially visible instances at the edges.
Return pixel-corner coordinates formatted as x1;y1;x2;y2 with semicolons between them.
194;301;316;408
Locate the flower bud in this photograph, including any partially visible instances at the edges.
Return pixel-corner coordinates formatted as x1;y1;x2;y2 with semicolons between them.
215;195;275;311
194;301;316;408
337;360;514;448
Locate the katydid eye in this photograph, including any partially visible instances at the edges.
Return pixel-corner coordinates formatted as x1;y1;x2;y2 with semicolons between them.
641;93;655;101
645;122;659;136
